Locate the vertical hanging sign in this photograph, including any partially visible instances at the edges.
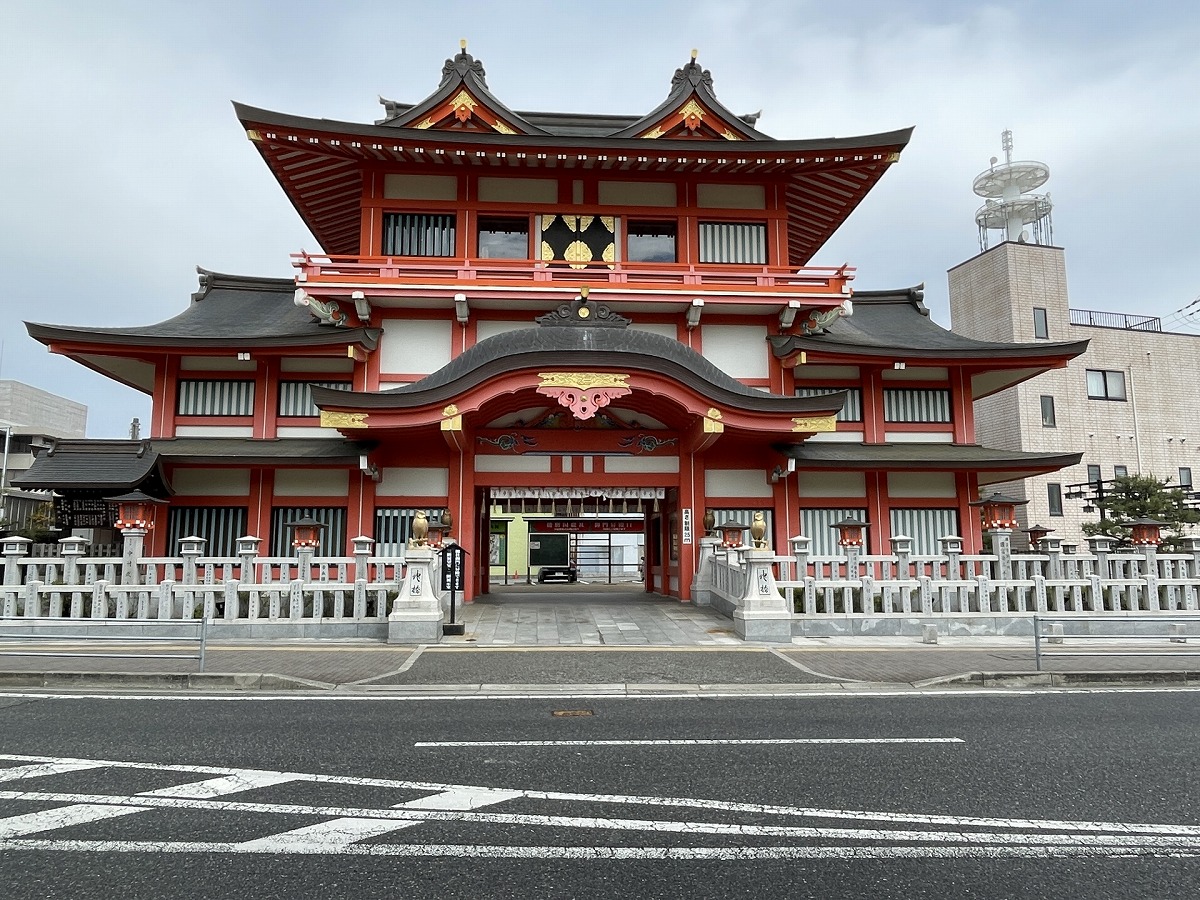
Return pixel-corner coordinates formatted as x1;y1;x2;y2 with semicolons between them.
682;508;693;546
440;543;468;635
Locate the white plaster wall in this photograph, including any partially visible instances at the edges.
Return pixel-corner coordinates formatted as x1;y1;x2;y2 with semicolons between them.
378;319;453;375
706;468;772;498
701;325;769;379
475;456;552;473
172;469;251;497
377;467;450;497
604;456;679;474
797;471;866;498
273;469;349;497
887;472;957;498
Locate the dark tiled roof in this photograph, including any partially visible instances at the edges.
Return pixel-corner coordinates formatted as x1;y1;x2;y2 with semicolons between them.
13;438;369;493
13;441;167;492
775;441;1081;485
25;270;380;351
151;437;370;463
768;287;1088;360
313;323;845;417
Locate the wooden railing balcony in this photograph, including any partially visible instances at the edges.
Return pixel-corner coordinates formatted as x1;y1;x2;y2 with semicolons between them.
292;253;855;305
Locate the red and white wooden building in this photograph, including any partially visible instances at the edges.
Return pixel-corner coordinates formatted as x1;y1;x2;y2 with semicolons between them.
19;48;1085;600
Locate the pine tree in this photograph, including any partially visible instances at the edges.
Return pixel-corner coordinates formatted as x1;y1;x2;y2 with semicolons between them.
1080;474;1200;551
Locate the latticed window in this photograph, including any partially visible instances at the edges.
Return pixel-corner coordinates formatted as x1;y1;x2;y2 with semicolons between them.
269;506;347;557
278;381;352;418
177;380;254;416
889;508;959;556
801;508;868;556
166;507;248;558
882;388;951;423
382;213;456;256
539;214;615;268
794;387;862;422
698;222;766;264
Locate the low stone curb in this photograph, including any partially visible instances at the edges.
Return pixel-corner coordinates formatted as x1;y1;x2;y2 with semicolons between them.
918;670;1200;688
0;671;334;691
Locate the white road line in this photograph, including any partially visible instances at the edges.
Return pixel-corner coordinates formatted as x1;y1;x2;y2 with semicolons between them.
0;760;107;782
0;839;1195;860
0;769;297;837
3;790;1200;848
413;737;965;747
237;787;523;851
3;752;1198;837
0;689;1156;703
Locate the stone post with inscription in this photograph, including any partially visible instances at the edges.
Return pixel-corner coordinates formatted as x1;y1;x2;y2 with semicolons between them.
732;548;792;643
388;544;444;643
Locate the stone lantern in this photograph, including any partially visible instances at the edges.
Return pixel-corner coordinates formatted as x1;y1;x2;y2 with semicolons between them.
831;517;868;549
969;492;1028;530
717;519;748;549
1127;517;1166;547
286;515;326;550
1022;523;1054;550
106;490;165;532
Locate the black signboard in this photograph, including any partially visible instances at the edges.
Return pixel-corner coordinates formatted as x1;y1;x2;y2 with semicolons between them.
439;543;467;592
55;497;113;530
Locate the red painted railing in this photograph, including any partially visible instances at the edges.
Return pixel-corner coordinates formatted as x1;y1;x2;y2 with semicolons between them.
292;253;855;297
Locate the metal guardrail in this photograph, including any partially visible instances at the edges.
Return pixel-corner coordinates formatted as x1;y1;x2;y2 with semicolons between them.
1033;615;1199;671
0;617;208;672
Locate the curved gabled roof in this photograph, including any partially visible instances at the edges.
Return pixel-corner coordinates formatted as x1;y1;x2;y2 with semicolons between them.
768;286;1087;397
313;301;843;418
26;269;381;351
775;442;1082;486
235;50;912;264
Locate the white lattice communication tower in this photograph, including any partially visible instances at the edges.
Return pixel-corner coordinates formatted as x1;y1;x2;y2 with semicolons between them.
973;130;1054;251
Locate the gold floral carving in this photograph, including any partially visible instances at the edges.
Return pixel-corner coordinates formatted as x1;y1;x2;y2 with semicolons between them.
443;404;459;417
414;118;434;130
706;408;723;420
450;90;477;122
538;373;630;390
320;411;368;429
245;129;262;142
600;216;614;232
721;129;741;141
641;127;664;139
579;216;593;231
887;151;901;163
540;240;555;262
564;240;592;268
492;120;515;135
791;415;837;433
679;99;706;131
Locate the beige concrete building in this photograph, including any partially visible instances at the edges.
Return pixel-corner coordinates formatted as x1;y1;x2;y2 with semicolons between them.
1;380;88;530
949;242;1200;547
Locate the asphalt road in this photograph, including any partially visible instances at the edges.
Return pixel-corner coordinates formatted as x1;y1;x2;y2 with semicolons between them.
1;688;1198;899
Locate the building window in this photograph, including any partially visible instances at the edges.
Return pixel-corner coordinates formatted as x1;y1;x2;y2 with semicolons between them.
166;506;248;558
889;508;959;555
477;216;529;259
539;214;615;267
1087;464;1102;485
1086;368;1127;401
626;221;677;263
1113;465;1128;478
796;388;864;422
177;380;254;416
269;506;347;557
1033;307;1049;339
382;213;456;256
698;221;766;264
883;388;951;423
1040;395;1056;427
1047;483;1063;516
278;381;352;418
1179;467;1193;489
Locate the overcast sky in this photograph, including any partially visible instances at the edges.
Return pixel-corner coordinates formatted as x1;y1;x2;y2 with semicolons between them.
3;0;1197;438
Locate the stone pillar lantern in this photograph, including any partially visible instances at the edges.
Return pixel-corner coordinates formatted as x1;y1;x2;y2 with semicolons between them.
717;519;749;551
832;517;868;577
106;490;165;586
1022;523;1054;551
1127;517;1167;579
969;492;1029;580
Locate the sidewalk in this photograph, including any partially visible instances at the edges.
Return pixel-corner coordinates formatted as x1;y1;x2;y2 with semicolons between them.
2;590;1199;692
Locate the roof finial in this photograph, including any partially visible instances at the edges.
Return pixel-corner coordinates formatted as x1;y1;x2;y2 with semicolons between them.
690;48;698;61
460;38;467;51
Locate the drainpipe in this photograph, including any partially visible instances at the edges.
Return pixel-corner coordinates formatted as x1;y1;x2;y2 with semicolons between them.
1128;354;1145;474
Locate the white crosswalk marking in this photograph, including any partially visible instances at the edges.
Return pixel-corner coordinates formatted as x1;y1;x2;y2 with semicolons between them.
0;768;297;837
0;761;107;782
0;753;1197;859
237;787;523;850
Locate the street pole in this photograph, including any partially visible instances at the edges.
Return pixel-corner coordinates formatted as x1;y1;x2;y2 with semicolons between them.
0;424;11;525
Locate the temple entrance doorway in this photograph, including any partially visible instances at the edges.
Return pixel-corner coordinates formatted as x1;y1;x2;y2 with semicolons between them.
477;487;674;597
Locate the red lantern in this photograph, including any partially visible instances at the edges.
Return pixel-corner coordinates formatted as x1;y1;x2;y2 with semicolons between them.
969;492;1029;529
286;515;326;550
1022;523;1054;548
716;519;748;549
831;517;868;548
1127;517;1166;547
106;491;165;531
